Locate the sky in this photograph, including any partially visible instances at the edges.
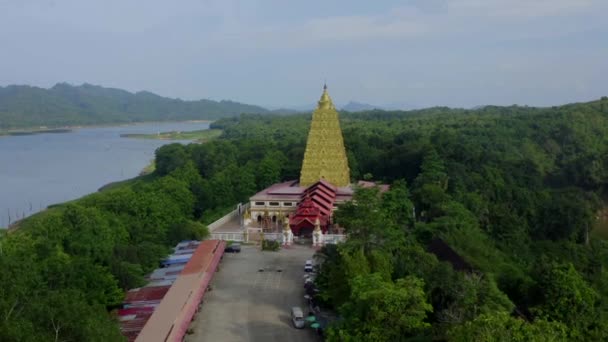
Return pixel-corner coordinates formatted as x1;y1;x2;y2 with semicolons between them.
0;0;607;109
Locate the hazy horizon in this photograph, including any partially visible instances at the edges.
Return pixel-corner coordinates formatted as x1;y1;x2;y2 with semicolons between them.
1;0;607;109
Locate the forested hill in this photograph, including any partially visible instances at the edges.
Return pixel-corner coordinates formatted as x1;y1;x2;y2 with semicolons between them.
3;96;608;340
0;83;268;129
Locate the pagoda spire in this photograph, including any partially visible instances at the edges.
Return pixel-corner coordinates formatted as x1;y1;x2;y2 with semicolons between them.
299;85;350;187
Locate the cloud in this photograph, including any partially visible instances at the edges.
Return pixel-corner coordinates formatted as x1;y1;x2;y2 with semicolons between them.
200;0;608;52
295;12;428;43
199;8;431;53
0;0;606;106
447;0;604;18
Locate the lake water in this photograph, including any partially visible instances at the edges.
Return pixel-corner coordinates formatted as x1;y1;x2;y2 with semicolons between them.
0;121;210;228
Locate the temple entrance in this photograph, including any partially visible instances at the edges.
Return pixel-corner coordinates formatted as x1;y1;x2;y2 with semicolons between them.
297;226;314;238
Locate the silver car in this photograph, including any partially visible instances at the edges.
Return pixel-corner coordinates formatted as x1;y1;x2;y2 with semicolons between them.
291;306;305;329
304;259;313;272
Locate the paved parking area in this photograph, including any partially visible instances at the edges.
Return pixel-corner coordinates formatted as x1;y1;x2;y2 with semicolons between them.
185;245;319;342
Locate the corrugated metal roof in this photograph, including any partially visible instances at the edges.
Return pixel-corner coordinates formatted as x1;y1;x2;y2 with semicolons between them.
161;253;193;266
148;268;181;281
135;240;225;342
119;240;201;341
119;307;155;342
145;279;174;288
124;286;171;304
174;240;200;250
173;241;200;255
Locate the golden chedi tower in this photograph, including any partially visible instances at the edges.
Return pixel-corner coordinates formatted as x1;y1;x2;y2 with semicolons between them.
299;85;350;187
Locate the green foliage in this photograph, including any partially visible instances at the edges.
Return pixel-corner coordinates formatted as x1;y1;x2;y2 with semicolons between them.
334;186;404;254
167;219;209;245
532;262;601;339
447;312;568;342
381;179;415;228
0;231;125;341
261;239;280;251
6;96;608;340
155;143;190;176
314;244;352;307
536;188;597;241
328;273;432;342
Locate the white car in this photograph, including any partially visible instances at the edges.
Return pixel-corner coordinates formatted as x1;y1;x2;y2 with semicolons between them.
304;273;316;283
304;260;313;272
291;306;305;329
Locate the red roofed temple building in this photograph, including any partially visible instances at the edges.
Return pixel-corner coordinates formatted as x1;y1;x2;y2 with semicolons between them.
246;85;387;238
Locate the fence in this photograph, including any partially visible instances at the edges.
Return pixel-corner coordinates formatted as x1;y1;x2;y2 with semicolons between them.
323;234;347;244
209;229;348;245
262;233;282;241
210;232;246;242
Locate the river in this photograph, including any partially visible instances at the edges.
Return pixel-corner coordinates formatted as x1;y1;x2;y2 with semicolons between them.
0;121;210;228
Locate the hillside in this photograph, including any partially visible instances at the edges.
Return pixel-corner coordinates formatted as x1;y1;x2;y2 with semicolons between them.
3;96;608;340
0;83;269;129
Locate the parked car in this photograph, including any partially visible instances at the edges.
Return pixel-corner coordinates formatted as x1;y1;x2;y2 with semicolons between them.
304;259;313;272
291;306;305;329
224;243;241;253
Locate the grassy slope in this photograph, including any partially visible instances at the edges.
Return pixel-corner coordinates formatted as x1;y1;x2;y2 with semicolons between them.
121;128;222;143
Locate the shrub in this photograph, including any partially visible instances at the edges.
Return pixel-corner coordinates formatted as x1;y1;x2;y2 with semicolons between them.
262;239;281;251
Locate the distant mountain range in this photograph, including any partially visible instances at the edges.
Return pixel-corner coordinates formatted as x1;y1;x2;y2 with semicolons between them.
275;100;416;113
341;101;384;112
0;83;269;130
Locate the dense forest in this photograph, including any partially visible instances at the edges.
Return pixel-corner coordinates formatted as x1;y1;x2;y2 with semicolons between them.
2;96;608;340
0;83;268;130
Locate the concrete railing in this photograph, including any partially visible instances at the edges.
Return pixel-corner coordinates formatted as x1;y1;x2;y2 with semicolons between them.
323;234;347;244
210;232;246;242
262;233;282;241
207;203;249;232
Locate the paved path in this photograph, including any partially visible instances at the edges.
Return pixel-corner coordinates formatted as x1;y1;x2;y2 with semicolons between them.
211;215;243;232
186;245;318;342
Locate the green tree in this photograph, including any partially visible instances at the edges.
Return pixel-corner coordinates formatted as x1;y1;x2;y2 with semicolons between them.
447;312;568;342
335;187;403;254
166;219;209;245
155;143;189;176
381;179;414;228
533;262;599;338
256;151;286;188
328;273;432;341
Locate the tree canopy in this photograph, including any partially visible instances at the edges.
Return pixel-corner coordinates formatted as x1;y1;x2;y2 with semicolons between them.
3;96;608;340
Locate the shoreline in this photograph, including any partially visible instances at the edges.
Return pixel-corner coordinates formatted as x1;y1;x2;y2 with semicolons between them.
120;128;222;142
0;119;213;136
0;128;73;136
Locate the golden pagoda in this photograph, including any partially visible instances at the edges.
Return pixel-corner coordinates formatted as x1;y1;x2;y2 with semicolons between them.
299;84;350;187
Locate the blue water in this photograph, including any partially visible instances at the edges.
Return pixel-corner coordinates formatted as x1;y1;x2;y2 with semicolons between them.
0;121;210;227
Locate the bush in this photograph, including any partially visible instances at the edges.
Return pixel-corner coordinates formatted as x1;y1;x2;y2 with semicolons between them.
262;239;281;251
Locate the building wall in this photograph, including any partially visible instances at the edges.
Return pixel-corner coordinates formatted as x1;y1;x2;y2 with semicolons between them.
248;200;298;227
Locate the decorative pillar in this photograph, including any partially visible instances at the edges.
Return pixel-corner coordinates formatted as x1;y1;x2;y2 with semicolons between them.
244;208;251;226
313;218;324;247
282;215;293;246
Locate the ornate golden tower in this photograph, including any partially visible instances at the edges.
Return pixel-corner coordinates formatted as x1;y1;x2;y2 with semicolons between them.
299;85;350;187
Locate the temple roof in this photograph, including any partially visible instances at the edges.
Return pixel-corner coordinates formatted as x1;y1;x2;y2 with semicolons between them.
249;180;302;201
250;179;355;202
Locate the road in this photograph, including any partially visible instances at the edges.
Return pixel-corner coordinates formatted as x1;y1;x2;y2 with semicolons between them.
185;245;319;342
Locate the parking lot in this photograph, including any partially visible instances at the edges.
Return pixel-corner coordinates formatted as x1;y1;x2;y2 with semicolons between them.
185;244;319;342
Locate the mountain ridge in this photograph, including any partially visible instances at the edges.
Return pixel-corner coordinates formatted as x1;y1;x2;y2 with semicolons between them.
0;83;269;129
